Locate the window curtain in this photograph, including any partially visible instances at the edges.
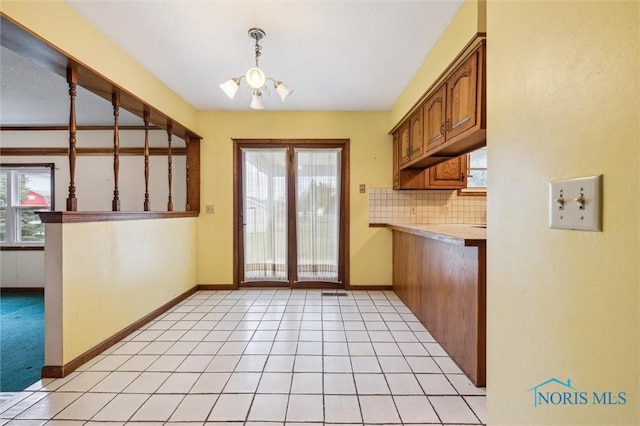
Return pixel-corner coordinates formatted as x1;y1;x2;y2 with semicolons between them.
294;148;341;282
242;148;288;281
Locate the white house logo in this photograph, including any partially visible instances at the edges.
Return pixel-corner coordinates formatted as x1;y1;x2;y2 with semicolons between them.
528;378;627;408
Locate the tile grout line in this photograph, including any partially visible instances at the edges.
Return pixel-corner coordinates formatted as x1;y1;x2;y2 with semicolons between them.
0;289;485;424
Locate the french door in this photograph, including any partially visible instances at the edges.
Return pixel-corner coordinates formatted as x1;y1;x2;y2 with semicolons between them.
233;139;349;288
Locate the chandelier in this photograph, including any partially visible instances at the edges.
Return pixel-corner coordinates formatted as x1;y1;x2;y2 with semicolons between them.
219;28;293;110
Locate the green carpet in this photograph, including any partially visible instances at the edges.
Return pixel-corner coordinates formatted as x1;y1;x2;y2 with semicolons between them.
0;290;45;392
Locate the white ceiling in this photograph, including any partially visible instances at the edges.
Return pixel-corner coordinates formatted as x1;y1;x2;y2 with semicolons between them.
0;0;463;125
0;46;142;126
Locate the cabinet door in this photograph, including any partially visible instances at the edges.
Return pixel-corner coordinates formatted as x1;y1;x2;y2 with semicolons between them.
392;131;400;189
445;51;478;141
409;107;424;159
394;128;426;190
427;156;467;189
399;122;411;165
423;85;447;152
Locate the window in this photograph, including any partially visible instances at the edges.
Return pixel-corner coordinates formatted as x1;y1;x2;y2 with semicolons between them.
0;164;54;247
460;147;487;195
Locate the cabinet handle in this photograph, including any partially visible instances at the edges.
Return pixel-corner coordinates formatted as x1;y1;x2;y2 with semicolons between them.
446;119;451;131
440;122;445;136
460;172;464;182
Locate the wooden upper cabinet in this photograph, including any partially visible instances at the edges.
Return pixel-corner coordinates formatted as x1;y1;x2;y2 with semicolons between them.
426;155;467;189
392;131;400;189
392;40;485;172
393;129;428;190
399;121;411;166
399;107;425;169
409;106;424;159
445;50;478;141
424;85;447;151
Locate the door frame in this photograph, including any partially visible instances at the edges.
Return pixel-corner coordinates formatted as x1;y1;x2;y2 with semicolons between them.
233;139;350;289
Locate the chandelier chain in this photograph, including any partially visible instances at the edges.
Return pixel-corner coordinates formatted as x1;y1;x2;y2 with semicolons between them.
254;37;262;67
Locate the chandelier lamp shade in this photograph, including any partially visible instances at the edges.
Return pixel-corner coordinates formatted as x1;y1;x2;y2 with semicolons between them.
219;28;293;110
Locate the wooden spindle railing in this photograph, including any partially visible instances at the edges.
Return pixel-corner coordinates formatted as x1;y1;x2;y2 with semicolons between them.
112;92;121;211
66;67;78;211
167;121;174;212
143;108;151;211
7;22;203;216
60;79;198;216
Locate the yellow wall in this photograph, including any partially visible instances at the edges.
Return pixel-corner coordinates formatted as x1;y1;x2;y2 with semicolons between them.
1;0;484;290
486;1;639;424
0;1;197;131
196;111;393;286
390;0;483;126
60;218;197;363
8;3;637;424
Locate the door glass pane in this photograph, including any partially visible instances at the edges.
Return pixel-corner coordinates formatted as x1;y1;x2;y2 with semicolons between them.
242;148;288;281
295;148;341;282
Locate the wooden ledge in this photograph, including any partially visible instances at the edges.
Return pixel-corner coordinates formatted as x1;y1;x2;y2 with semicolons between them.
385;223;486;247
39;211;198;224
0;246;45;251
368;223;387;228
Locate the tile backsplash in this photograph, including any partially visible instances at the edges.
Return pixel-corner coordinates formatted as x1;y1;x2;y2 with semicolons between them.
368;188;486;225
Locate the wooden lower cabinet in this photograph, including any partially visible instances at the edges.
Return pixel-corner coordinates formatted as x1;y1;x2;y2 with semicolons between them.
392;231;422;317
392;230;486;386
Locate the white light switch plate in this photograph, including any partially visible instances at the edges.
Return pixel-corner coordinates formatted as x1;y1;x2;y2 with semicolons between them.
549;175;602;231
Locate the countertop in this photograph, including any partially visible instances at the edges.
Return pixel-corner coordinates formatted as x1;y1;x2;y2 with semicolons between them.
383;223;487;246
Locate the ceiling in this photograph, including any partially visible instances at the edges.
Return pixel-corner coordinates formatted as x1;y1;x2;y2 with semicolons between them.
1;0;463;125
1;45;142;126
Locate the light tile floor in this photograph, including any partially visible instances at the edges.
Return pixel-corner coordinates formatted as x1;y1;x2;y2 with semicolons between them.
0;289;486;425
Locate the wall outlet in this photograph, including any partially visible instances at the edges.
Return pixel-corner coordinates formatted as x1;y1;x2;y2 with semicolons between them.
359;184;366;194
440;205;450;215
410;206;417;215
205;205;215;214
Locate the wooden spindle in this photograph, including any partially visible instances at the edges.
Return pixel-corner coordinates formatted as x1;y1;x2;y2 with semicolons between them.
112;92;121;211
167;121;173;212
66;67;78;211
143;108;151;211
